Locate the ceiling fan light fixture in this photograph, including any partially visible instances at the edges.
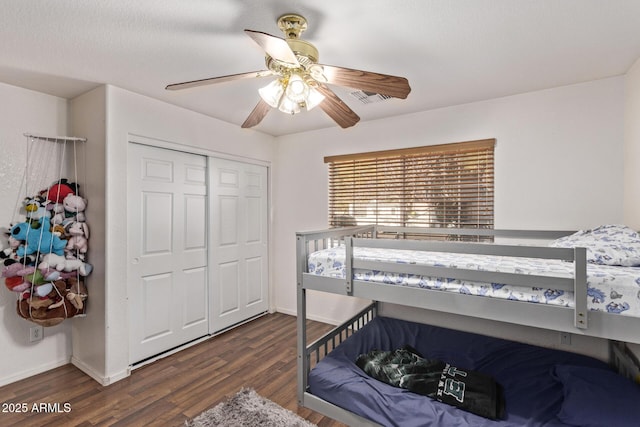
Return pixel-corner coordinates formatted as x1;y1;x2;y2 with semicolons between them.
258;79;284;108
278;96;302;115
305;87;325;111
308;64;327;83
284;74;310;103
259;73;325;115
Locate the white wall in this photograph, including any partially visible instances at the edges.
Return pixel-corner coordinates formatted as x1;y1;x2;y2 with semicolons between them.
623;58;640;359
624;58;640;230
0;82;72;386
70;86;108;383
273;77;625;349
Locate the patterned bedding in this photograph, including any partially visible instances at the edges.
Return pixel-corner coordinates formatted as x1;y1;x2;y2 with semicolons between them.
307;244;640;317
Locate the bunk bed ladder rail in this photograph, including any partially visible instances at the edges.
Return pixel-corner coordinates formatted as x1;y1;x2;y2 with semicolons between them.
296;226;375;407
574;246;588;329
345;236;353;294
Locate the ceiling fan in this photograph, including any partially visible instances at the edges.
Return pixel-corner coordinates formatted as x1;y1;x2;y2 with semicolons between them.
165;14;411;129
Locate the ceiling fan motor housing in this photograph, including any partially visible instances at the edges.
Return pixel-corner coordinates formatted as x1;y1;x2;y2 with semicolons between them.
265;38;319;74
264;14;319;74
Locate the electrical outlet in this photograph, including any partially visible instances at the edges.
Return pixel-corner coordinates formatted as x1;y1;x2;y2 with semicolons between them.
29;325;44;342
560;332;571;346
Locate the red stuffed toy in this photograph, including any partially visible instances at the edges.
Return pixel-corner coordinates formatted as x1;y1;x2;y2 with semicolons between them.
47;180;78;204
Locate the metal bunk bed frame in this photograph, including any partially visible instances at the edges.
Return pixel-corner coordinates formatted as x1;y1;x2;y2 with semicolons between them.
296;225;640;425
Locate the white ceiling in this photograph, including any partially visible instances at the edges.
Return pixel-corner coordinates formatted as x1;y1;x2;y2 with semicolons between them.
1;0;640;137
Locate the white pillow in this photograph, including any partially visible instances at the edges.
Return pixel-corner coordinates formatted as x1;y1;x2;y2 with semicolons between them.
550;224;640;266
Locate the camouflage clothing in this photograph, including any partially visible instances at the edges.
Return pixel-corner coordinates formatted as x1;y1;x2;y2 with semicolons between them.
356;345;505;420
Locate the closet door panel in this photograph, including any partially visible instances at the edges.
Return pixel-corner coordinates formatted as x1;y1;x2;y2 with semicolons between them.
210;158;269;332
128;143;209;364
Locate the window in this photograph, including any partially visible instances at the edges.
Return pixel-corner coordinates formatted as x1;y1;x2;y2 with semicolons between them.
326;139;495;231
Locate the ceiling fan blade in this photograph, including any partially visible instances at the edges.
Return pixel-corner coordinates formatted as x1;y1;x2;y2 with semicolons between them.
241;99;271;128
165;70;273;91
318;64;411;99
244;30;300;67
315;84;360;129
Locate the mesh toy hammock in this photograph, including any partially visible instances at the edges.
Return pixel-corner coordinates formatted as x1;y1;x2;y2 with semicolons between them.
4;134;91;327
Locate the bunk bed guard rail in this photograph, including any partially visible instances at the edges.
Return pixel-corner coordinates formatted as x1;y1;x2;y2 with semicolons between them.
345;235;588;330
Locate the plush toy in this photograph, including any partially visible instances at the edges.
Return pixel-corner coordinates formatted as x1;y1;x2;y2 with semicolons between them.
5;276;29;292
0;234;22;263
23;195;50;223
49;203;66;225
64;221;89;256
65;279;88;311
51;224;67;238
46;180;78;204
38;253;93;276
1;260;34;278
52;194;87;224
22;270;52;297
39;267;77;282
16;278;87;327
63;194;86;223
4;259;35;293
11;217;67;257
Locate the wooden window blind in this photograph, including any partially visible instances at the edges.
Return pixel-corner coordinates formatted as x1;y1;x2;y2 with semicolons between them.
325;139;495;231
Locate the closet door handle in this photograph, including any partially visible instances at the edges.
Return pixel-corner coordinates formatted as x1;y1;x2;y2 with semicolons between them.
132;257;140;264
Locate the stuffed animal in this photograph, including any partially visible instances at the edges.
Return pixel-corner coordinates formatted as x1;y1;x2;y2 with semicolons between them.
11;217;66;257
5;276;29;292
0;234;22;263
63;194;86;223
39;267;77;282
23;195;50;223
22;270;52;297
46;180;78;204
4;259;34;293
1;260;34;279
38;253;93;276
65;279;88;310
49;203;66;225
64;221;89;256
16;278;87;327
52;194;87;224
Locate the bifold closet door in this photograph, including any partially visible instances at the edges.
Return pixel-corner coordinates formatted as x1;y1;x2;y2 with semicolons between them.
128;143;209;364
209;157;269;333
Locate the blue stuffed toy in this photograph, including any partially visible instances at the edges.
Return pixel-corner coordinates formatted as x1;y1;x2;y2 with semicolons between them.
11;216;66;257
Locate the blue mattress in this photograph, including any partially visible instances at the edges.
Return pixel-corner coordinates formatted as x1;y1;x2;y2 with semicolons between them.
308;316;612;427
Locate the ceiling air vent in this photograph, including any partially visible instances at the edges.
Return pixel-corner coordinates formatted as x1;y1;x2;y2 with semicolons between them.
349;90;393;104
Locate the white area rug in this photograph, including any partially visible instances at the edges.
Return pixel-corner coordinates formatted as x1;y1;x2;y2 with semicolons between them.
185;388;317;427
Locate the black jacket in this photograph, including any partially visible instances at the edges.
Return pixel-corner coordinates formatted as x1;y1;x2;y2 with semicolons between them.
356;345;505;420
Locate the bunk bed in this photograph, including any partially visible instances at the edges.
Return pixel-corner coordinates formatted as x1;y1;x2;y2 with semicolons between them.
296;225;640;426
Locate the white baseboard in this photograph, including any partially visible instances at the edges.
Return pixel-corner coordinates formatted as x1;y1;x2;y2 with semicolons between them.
275;307;340;326
0;357;71;388
70;356;131;386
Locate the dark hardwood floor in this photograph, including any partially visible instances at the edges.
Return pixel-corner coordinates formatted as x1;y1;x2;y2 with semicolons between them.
0;313;347;427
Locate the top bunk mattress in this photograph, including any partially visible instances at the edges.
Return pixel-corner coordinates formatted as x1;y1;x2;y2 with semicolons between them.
307;245;640;317
308;316;629;427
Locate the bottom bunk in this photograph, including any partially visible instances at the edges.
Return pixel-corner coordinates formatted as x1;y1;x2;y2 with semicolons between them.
299;304;640;427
